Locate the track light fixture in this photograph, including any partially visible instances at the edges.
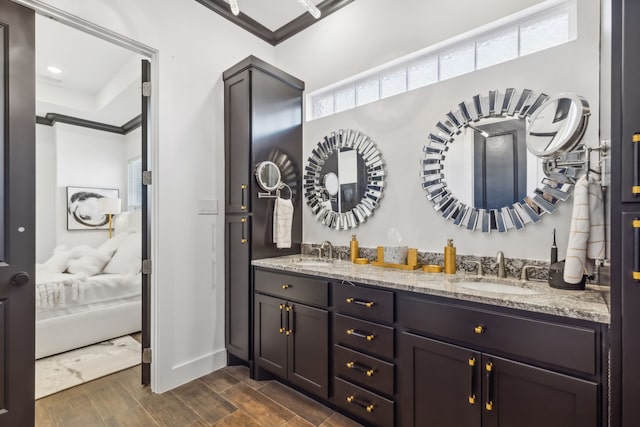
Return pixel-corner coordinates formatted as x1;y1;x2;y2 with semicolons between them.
229;0;240;16
229;0;321;19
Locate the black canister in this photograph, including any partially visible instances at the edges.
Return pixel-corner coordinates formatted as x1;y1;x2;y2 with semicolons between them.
548;260;586;290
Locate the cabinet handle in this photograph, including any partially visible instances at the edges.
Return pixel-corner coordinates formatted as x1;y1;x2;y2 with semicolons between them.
474;325;484;334
346;328;375;341
345;297;375;308
346;361;376;377
240;217;248;244
241;184;248;210
633;133;640;195
634;219;640;280
282;284;290;289
286;304;294;335
468;357;476;405
485;361;494;411
346;395;375;413
279;304;285;334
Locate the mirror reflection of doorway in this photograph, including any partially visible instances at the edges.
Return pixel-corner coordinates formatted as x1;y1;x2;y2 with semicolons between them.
473;119;527;210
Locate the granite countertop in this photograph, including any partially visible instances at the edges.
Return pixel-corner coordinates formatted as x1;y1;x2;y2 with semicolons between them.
252;255;611;324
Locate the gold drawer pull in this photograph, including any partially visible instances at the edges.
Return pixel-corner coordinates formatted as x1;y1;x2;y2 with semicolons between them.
241;184;247;210
474;325;484;334
346;395;375;413
281;284;290;289
346;328;375;341
345;297;375;308
345;361;375;377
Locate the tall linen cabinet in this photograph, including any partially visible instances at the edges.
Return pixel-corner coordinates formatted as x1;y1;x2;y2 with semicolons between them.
223;56;304;366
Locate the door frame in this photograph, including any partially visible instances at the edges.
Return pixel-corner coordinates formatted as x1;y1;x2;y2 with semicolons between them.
13;0;161;389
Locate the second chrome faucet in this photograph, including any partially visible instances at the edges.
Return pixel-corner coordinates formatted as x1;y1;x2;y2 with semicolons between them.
496;251;506;278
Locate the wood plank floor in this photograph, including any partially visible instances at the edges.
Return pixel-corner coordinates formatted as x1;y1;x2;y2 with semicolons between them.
36;364;364;427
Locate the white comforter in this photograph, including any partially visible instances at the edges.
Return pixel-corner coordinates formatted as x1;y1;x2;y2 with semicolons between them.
36;267;141;309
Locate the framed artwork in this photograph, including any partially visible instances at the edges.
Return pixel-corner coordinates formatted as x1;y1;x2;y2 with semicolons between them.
67;186;119;230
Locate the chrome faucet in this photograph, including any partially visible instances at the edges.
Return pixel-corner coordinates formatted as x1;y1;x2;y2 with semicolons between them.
521;265;544;281
468;260;484;276
496;251;506;278
320;240;333;260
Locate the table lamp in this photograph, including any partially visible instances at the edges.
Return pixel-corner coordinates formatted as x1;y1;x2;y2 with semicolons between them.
98;197;121;239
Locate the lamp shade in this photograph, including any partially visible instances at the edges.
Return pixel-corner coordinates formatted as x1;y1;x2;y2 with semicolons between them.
98;197;122;215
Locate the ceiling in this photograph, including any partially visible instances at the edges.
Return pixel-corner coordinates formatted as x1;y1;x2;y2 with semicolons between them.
36;14;142;126
196;0;355;45
221;0;323;31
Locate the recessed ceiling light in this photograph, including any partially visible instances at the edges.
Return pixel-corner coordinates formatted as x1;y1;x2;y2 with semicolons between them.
47;66;62;74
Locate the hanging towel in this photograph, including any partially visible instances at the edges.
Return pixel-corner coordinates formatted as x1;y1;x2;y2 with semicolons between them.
564;174;605;284
273;196;294;249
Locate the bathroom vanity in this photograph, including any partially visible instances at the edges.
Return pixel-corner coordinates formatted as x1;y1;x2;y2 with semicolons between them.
251;256;610;427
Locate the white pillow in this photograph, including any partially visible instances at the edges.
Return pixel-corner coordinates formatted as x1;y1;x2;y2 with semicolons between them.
98;230;137;255
41;246;74;273
103;232;141;274
67;246;115;276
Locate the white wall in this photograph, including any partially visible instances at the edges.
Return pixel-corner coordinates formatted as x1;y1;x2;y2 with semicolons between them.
275;0;601;262
35;125;56;262
54;124;127;249
27;0;276;393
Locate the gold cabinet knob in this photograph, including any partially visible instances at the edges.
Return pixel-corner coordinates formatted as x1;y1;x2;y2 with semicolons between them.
366;334;375;341
281;284;290;289
366;404;375;413
474;325;484;334
469;395;476;404
346;395;354;403
279;328;284;333
366;369;375;377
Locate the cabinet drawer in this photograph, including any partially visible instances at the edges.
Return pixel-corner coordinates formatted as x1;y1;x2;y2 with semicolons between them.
255;269;328;307
334;314;394;360
334;283;394;324
334;377;394;427
398;295;597;375
334;345;394;397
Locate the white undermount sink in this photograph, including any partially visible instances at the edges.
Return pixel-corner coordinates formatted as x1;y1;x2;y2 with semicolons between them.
456;281;540;295
290;258;334;267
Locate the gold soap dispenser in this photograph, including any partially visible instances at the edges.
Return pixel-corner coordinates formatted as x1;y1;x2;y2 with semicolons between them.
444;239;456;274
350;235;359;263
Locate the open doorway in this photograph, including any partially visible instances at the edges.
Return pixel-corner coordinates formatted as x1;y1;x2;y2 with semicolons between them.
33;13;152;398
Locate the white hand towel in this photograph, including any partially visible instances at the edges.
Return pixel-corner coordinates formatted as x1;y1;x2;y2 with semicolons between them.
273;197;294;249
564;174;605;284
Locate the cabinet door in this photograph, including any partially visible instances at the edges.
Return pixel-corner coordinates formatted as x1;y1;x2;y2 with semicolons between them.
287;302;329;399
481;354;598;427
399;332;481;427
254;293;288;378
225;215;251;361
224;70;251;214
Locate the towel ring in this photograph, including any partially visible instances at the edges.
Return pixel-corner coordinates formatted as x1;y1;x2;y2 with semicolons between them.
276;183;292;200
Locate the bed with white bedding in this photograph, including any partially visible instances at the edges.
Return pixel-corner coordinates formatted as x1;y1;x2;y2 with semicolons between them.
36;221;142;359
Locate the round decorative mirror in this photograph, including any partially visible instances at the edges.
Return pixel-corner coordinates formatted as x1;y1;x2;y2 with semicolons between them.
255;161;282;192
304;129;385;230
422;88;589;233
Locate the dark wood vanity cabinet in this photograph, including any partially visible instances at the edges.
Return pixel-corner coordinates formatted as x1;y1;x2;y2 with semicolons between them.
397;294;603;427
254;269;329;399
332;283;396;427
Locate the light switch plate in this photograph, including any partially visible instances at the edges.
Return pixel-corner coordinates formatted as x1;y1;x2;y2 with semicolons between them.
197;199;218;215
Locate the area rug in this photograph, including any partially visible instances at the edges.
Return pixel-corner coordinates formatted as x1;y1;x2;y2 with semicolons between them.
35;335;141;399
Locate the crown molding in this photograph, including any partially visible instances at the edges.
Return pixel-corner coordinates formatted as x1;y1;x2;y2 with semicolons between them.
195;0;355;46
36;113;142;135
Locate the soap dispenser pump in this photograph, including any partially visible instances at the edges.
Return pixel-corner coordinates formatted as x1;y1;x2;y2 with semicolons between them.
444;239;456;274
350;235;359;263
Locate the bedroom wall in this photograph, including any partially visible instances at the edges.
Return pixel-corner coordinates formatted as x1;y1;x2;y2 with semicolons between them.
274;0;601;261
25;0;277;393
53;123;127;250
36;125;57;262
